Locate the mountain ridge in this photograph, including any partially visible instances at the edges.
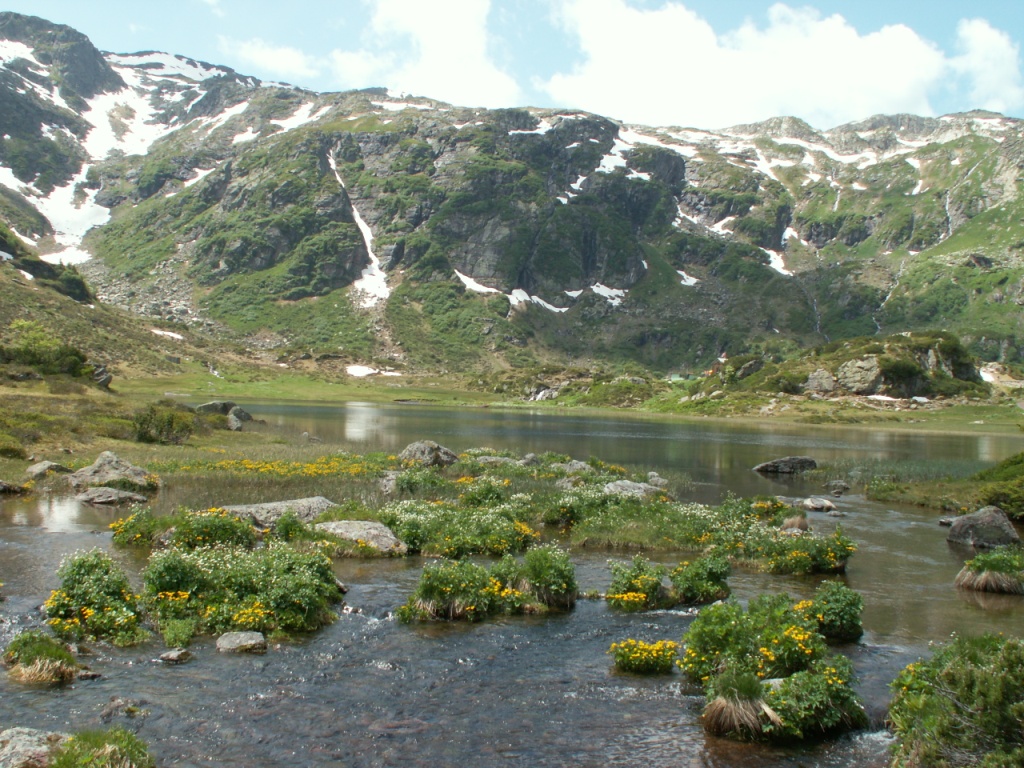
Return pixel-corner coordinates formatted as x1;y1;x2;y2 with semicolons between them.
1;12;1022;373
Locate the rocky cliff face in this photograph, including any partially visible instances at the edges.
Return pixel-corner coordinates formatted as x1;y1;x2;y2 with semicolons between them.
1;12;1023;372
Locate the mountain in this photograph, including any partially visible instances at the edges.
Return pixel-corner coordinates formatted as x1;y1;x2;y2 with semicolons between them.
0;12;1022;374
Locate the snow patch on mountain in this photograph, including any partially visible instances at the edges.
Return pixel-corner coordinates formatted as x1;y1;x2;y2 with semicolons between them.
762;248;793;276
328;153;389;307
107;52;228;82
271;102;330;132
455;271;568;313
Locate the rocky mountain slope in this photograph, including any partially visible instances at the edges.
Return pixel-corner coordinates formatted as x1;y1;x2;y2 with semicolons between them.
1;12;1022;373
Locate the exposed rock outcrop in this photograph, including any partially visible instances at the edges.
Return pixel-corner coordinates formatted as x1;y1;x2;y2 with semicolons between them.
837;357;881;394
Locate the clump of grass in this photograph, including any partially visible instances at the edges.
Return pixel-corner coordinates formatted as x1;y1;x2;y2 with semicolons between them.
954;547;1024;594
49;726;154;768
669;554;731;604
3;629;79;684
703;669;780;738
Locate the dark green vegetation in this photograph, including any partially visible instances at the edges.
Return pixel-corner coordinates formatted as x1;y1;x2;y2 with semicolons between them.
604;553;731;610
954;548;1024;594
680;589;867;743
396;545;578;621
866;450;1024;518
889;634;1024;767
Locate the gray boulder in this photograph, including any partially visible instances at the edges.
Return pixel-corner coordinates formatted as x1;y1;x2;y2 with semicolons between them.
647;472;669;488
315;521;408;555
603;480;668;499
68;452;152;491
805;368;836;394
753;456;817;474
223;496;338;527
0;727;68;768
75;487;148;505
228;405;253;422
801;497;837;512
160;649;193;664
824;479;850;496
196;400;236;415
25;461;72;480
216;631;267;653
378;470;400;495
551;460;592;475
227;413;244;431
837;356;882;394
398;440;458;467
947;506;1021;549
474;456;516;467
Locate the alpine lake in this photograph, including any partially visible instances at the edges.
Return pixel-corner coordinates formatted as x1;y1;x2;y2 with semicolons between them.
2;400;1022;768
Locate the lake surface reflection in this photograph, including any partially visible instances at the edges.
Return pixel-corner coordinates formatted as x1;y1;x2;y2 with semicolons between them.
1;401;1022;767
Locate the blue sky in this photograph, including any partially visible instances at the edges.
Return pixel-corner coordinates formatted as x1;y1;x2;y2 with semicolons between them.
7;0;1024;129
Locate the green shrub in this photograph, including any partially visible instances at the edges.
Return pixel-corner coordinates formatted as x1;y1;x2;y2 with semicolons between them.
143;543;342;636
160;618;198;648
379;499;538;557
397;551;579;622
170;508;258;549
457;476;512;506
109;510;162;546
978;478;1024;520
522;544;577;609
395;465;452;495
43;550;147;646
0;433;26;459
678;595;824;684
799;581;864;642
49;726;154;768
762;656;867;741
669;554;731;604
889;634;1024;767
608;639;678;674
606;555;669;611
272;510;306;541
132;403;195;444
396;559;497;622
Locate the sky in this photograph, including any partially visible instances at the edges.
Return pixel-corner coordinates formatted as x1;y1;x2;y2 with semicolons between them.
6;0;1024;130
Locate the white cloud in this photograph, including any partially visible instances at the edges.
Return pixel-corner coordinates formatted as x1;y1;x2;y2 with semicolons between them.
200;0;226;18
218;36;320;81
539;0;987;129
327;0;522;107
951;18;1024;114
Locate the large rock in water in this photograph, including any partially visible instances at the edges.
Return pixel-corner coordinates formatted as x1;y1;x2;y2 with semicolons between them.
947;506;1021;549
67;451;152;491
223;496;337;526
315;521;408;555
75;487;148;505
195;400;236;415
398;440;458;467
0;727;68;767
216;631;267;653
753;456;817;474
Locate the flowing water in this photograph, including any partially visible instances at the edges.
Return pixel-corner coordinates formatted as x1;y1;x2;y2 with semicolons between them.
1;402;1022;767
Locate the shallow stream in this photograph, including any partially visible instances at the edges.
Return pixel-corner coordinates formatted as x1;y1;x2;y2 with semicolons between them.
1;403;1022;767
